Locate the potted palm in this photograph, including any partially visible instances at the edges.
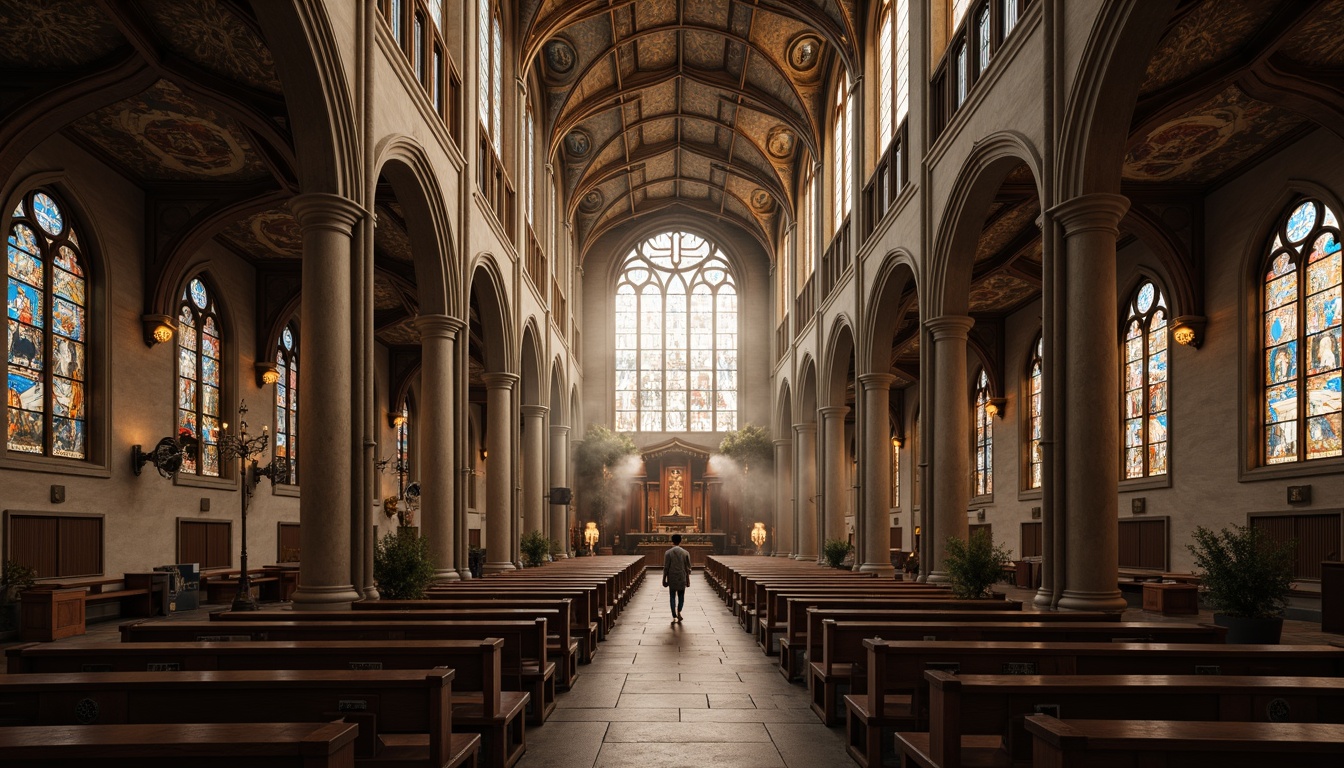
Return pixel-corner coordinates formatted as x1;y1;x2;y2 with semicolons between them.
943;529;1012;599
1187;524;1294;643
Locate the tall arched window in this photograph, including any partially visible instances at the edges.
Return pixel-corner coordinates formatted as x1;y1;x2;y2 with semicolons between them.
478;0;502;154
832;80;852;233
1027;334;1042;489
1123;280;1169;478
396;399;411;479
973;368;992;496
890;432;900;509
274;322;299;485
614;232;737;433
1264;199;1342;464
177;277;223;477
798;170;816;287
7;189;89;459
525;103;536;227
876;0;911;151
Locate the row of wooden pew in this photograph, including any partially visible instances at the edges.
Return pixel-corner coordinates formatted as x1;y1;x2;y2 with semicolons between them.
705;555;1344;768
1;555;646;768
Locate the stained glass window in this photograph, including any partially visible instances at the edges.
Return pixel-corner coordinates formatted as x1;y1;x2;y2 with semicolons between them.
973;368;992;496
879;2;893;147
1264;199;1342;464
177;276;223;477
895;0;910;126
477;0;504;153
1002;0;1020;37
615;232;737;433
878;0;911;147
832;81;851;233
396;400;410;476
477;0;489;129
525;104;536;226
1027;334;1042;489
1123;281;1169;478
977;5;991;73
952;0;973;28
7;189;88;459
890;434;900;509
275;322;299;485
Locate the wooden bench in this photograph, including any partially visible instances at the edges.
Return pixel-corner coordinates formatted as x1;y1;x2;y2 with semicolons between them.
201;569;282;604
1025;715;1344;768
0;668;484;768
754;584;955;649
6;638;516;768
358;596;591;667
0;721;366;768
845;640;1344;768
118;617;556;727
894;671;1344;768
423;587;601;651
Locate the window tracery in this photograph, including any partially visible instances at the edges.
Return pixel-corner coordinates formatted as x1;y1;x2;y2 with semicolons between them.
973;368;992;496
275;322;298;485
1123;280;1169;478
177;277;223;477
1027;334;1042;489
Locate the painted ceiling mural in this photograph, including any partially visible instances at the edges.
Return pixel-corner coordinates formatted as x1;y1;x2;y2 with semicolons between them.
218;205;303;260
139;0;284;95
0;0;126;68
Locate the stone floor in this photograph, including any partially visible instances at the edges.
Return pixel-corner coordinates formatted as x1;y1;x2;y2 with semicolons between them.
517;574;850;768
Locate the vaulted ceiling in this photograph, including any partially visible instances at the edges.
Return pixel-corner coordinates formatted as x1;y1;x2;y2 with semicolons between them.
520;0;860;261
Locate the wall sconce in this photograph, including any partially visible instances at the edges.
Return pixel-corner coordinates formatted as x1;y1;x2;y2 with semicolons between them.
141;314;175;347
392;413;407;428
132;434;195;478
1173;315;1206;349
976;509;986;522
985;398;1007;418
891;435;902;450
255;362;279;388
480;448;488;460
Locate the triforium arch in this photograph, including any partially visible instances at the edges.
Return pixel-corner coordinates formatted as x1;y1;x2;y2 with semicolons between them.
864;251;920;375
374;137;460;318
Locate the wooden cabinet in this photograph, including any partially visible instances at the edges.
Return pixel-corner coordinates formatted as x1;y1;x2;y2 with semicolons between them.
1141;582;1199;615
21;587;86;641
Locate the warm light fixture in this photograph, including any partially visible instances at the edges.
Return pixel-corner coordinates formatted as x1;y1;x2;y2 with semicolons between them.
480;448;489;460
255;362;280;387
392;414;407;427
891;435;902;449
1172;315;1205;349
750;522;767;549
584;521;600;551
986;398;1007;418
141;314;175;347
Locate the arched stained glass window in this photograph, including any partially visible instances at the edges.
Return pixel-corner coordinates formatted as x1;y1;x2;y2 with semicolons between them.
525;103;536;226
1123;281;1169;478
973;368;992;496
890;433;900;509
478;0;503;154
878;2;894;146
832;80;852;233
614;232;737;433
7;189;88;459
1027;334;1042;489
177;276;223;477
396;400;410;476
1264;199;1342;464
275;322;298;485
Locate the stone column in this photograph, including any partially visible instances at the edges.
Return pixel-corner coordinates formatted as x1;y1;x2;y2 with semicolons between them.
482;372;518;573
520;404;548;538
793;422;818;561
290;193;363;609
858;373;897;575
416;313;462;581
773;438;793;556
550;424;570;557
819;405;850;547
1052;194;1130;612
925;315;975;583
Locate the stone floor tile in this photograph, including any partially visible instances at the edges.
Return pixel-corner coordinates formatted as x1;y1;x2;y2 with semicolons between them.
594;742;785;768
515;721;607;768
616;693;709;708
765;723;854;768
604;721;771;743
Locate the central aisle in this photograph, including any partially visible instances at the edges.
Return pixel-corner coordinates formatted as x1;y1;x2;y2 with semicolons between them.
516;570;852;768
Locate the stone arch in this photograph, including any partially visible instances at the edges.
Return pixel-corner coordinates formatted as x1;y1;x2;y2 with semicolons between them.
469;258;515;373
863;249;920;374
797;355;819;422
549;357;567;424
519;321;543;406
929;131;1043;318
775;378;794;438
823;316;857;408
1122;205;1200;321
570;385;583;436
374;136;459;318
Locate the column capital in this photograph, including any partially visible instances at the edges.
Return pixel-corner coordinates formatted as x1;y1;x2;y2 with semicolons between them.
414;313;465;339
290;193;365;235
482;372;520;390
924;315;975;341
550;424;571;436
858;372;897;391
521;404;549;419
818;405;850;420
793;422;817;435
1048;193;1130;237
773;438;792;447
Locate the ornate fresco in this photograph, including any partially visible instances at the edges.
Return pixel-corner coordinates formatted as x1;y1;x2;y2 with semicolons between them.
70;79;271;183
1282;0;1344;68
0;0;125;68
373;205;414;264
378;318;420;347
217;206;302;259
373;273;403;313
139;0;283;95
968;273;1038;315
1139;0;1279;97
975;198;1039;264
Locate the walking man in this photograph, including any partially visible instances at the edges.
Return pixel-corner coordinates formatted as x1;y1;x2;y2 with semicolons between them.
662;533;693;622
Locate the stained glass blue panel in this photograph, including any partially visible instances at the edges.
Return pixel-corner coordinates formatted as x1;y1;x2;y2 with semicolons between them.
31;193;62;236
1287;201;1317;242
8;279;42;327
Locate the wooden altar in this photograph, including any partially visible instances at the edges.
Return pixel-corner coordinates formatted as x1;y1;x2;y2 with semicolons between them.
626;532;727;569
620;438;724;535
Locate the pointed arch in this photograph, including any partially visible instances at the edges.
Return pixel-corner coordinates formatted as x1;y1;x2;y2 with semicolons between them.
375;135;459;318
864;249;919;374
469;256;515;373
823;316;856;408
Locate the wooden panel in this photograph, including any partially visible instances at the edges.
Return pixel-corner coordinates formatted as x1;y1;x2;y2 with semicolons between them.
8;516;58;578
6;513;103;579
968;523;992;541
276;522;301;562
889;527;902;549
1020;522;1042;558
179;520;231;569
1252;512;1343;580
1118;518;1167;570
57;517;102;577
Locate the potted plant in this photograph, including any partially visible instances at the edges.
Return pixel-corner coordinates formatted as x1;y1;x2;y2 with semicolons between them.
1;559;37;638
520;530;551;568
822;538;853;569
373;527;436;599
1187;524;1294;643
943;529;1012;599
573;424;638;542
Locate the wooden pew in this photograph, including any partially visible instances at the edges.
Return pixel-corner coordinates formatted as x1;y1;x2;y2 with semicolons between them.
422;588;601;651
0;668;488;768
6;638;515;768
894;671;1344;768
754;584;955;647
845;640;1344;768
360;597;594;665
213;606;579;691
1024;715;1344;768
435;577;618;633
0;721;366;768
118;618;556;727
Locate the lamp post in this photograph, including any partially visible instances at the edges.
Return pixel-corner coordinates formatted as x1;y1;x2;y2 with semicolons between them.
219;401;286;612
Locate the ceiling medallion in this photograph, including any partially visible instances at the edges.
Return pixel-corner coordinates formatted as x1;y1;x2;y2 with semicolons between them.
543;38;576;76
766;126;795;159
787;33;822;72
564;130;591;158
750;189;774;214
579;189;604;214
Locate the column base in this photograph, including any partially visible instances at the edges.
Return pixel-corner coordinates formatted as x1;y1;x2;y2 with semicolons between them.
925;570;949;583
457;568;474;580
793;554;814;561
1057;588;1128;613
1033;588;1054;608
774;552;793;558
362;586;380;601
432;569;461;582
556;553;570;559
482;561;517;574
857;563;896;577
290;584;362;610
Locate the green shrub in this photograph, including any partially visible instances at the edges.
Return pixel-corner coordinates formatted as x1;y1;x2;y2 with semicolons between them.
1;559;37;605
822;538;853;569
1187;524;1293;619
373;527;436;599
521;530;551;567
944;529;1012;599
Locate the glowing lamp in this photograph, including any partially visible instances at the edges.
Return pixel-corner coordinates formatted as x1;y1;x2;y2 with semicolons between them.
584;521;600;552
985;398;1006;419
1172;315;1206;349
255;362;280;387
393;414;407;427
141;313;175;347
750;522;767;549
